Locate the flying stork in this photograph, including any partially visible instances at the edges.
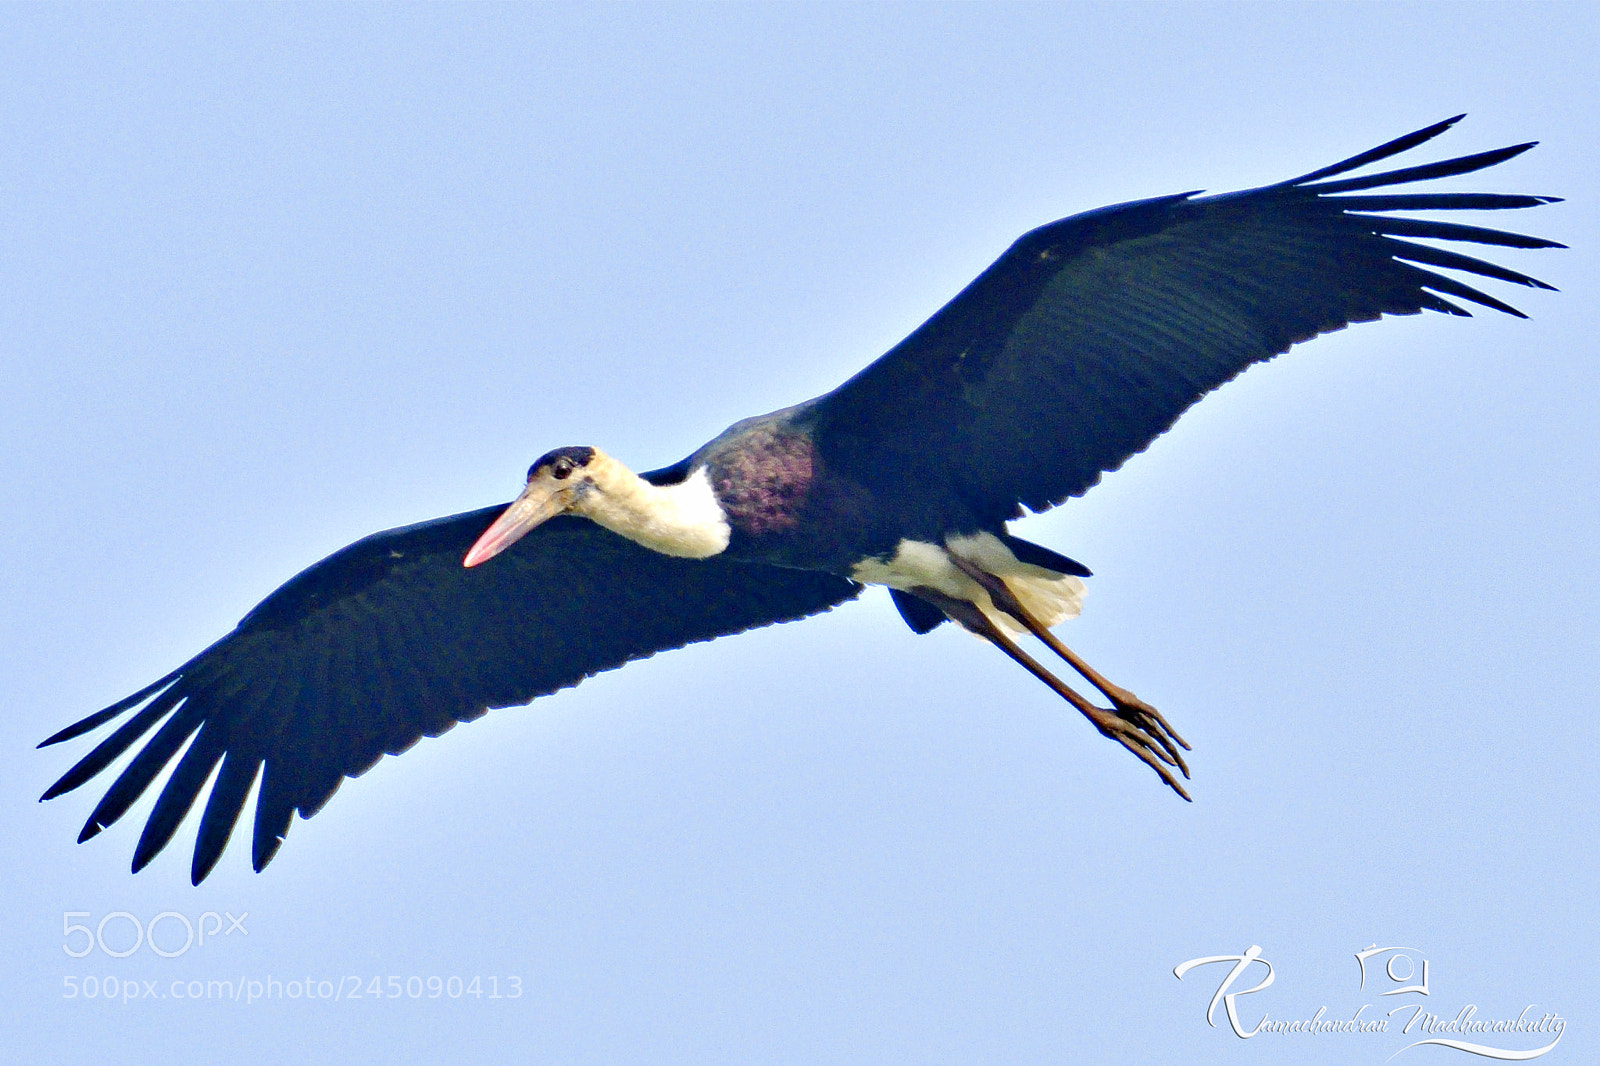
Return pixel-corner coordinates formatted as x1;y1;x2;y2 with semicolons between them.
40;116;1561;884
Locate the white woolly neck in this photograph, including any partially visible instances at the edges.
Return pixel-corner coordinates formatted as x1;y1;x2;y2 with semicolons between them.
574;455;731;558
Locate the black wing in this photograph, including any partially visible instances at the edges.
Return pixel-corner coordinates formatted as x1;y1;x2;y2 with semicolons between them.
40;506;859;883
809;116;1562;528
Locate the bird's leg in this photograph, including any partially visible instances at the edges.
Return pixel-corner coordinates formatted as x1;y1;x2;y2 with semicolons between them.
910;586;1191;801
945;555;1190;776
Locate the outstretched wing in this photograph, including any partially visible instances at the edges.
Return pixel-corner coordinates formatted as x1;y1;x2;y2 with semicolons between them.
809;116;1562;528
40;505;859;883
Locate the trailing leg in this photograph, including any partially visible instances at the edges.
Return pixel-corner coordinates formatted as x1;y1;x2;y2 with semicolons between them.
909;586;1191;800
946;554;1190;776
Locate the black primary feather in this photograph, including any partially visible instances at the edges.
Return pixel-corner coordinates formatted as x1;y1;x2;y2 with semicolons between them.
810;116;1561;530
42;506;857;882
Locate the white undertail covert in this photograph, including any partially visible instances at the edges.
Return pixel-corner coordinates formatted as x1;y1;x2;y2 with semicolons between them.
851;531;1085;637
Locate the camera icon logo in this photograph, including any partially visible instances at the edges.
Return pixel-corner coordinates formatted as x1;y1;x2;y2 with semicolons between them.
1354;944;1429;996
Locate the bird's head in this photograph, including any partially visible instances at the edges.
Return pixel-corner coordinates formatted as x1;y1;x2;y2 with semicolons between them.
463;446;610;567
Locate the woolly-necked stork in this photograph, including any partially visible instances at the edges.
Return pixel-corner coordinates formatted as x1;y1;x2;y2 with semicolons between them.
41;116;1561;883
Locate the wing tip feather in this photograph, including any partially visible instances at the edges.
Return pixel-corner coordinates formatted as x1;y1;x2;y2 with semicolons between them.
38;668;186;748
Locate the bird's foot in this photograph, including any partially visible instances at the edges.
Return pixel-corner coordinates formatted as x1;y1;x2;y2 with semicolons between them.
1098;683;1190;777
1080;699;1192;801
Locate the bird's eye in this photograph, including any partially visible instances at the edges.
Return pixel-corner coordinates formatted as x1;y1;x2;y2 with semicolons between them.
551;459;574;480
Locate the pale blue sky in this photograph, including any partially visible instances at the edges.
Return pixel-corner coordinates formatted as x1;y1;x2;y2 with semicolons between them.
4;5;1595;1063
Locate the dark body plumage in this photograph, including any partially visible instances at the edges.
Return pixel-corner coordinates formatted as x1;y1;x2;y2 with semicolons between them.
41;116;1561;883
